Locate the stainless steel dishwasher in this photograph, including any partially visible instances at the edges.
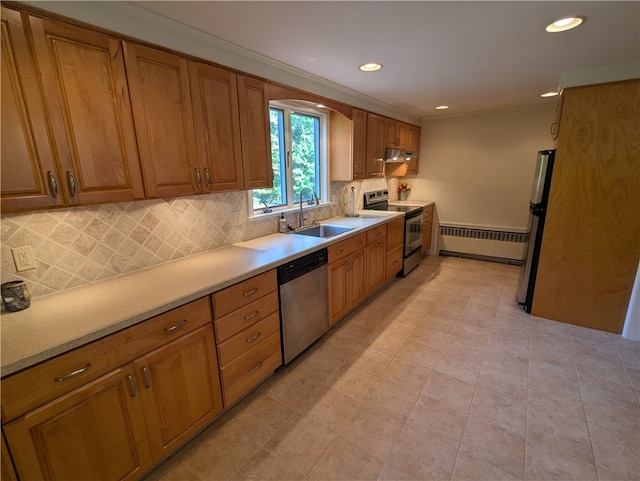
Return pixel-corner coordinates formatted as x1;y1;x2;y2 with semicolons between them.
278;248;329;364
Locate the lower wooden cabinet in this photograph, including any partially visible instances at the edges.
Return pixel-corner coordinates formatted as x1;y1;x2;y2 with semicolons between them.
328;248;366;325
211;269;282;407
4;365;153;481
366;236;387;293
422;205;434;254
2;298;223;481
133;325;223;462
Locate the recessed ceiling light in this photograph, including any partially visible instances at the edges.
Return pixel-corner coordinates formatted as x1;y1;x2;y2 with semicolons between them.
316;104;326;108
435;105;449;110
546;16;586;32
359;63;382;72
540;91;559;98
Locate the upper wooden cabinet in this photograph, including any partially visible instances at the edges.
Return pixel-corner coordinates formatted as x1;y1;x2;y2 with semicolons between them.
189;62;245;192
1;7;62;213
386;119;407;149
405;124;421;175
366;113;386;178
1;8;145;213
237;75;273;190
125;43;200;199
329;108;366;181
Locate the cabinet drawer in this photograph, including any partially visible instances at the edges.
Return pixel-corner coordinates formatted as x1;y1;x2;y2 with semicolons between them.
212;270;277;318
216;311;280;366
386;245;403;281
1;297;212;422
220;331;281;406
214;290;279;342
386;218;405;252
366;225;386;244
328;233;367;263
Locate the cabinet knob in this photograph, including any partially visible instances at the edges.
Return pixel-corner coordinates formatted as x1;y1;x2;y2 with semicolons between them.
204;168;212;187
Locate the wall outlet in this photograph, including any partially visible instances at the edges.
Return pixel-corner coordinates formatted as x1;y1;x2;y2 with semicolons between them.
12;246;37;272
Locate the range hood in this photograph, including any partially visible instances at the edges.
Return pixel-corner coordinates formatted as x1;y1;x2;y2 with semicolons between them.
384;148;416;163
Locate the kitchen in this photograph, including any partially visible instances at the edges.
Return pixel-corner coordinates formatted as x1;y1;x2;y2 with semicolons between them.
1;2;639;481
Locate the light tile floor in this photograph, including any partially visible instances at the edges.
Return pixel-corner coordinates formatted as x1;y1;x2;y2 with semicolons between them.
145;256;640;481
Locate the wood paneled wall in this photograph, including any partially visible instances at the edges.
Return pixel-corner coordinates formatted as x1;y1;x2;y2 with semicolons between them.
531;79;640;333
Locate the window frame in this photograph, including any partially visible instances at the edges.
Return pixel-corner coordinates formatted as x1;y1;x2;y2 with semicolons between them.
249;100;329;217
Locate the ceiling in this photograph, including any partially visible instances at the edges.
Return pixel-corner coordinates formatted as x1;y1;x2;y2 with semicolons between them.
130;1;639;118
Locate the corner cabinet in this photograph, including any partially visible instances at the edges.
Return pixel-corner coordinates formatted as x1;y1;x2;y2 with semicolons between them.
1;8;145;213
329;108;366;181
2;297;223;481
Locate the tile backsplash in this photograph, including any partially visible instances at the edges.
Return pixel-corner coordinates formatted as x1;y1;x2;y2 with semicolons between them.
1;179;386;299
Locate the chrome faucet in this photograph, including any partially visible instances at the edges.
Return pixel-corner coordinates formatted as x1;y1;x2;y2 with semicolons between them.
298;186;319;228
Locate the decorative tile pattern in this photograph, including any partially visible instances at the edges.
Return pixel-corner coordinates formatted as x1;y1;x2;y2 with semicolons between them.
1;180;381;299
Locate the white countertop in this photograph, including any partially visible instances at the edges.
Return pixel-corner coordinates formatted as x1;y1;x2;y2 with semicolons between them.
0;212;403;376
388;199;435;208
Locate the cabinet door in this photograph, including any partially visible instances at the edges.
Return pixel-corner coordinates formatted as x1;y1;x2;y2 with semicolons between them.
134;325;223;463
28;14;145;206
405;125;421;175
4;365;152;481
422;206;434;254
366;238;386;293
366;113;386;178
386;119;406;149
189;61;245;192
125;42;199;198
1;430;17;481
237;75;273;189
352;109;367;180
349;248;367;307
328;256;350;325
1;7;63;213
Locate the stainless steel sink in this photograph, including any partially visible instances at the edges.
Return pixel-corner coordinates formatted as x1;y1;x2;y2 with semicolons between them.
288;224;355;238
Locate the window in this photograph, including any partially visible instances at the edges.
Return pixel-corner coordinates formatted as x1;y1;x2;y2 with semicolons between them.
252;102;328;214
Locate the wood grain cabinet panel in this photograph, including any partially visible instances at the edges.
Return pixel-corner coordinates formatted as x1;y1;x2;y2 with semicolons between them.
134;325;223;462
28;13;145;206
124;42;200;199
405;124;421;175
532;79;640;333
237;75;273;190
422;205;434;254
4;365;153;481
328;245;366;325
366;113;386;178
189;61;245;192
1;7;63;213
2;8;145;212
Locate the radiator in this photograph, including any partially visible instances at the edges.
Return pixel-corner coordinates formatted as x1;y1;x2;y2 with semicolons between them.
438;225;528;265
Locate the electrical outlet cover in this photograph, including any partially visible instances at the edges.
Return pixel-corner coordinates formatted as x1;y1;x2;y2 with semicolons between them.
11;246;37;272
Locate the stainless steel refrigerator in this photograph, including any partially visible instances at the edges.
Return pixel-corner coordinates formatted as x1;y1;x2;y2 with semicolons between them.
517;149;556;312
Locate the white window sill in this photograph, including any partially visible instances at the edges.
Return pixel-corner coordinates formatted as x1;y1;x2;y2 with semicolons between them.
248;201;334;221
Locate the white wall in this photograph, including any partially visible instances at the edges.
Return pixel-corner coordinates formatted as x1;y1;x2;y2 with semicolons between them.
410;105;555;231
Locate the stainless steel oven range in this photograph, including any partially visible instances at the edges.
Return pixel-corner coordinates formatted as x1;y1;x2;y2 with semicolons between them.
363;190;423;276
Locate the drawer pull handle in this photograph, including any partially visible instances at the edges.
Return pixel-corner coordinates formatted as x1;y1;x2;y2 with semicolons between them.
246;332;261;343
356;240;364;245
244;311;259;320
54;363;91;382
66;171;77;197
336;248;344;254
142;367;151;388
127;375;137;397
375;241;382;246
243;288;258;297
165;320;188;332
249;362;263;373
47;171;59;198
